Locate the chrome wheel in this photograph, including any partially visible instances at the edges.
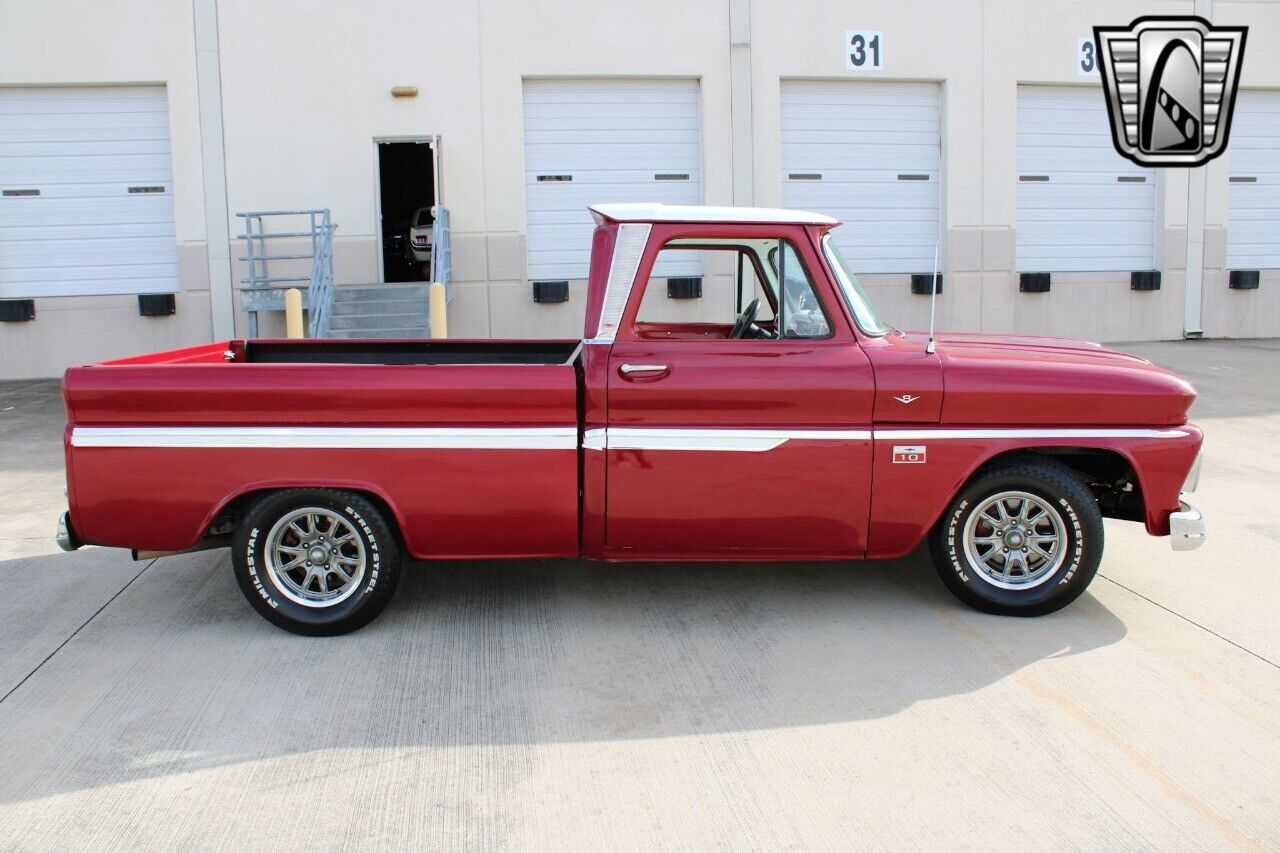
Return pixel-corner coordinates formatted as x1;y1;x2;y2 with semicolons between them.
962;491;1067;590
264;508;366;608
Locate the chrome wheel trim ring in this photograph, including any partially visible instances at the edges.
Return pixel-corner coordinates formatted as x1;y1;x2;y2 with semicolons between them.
961;490;1068;591
264;507;366;608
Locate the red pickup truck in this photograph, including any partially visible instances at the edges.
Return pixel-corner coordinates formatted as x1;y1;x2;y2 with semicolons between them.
58;203;1205;635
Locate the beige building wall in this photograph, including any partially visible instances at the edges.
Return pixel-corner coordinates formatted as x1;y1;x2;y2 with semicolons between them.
3;0;1280;379
0;0;213;379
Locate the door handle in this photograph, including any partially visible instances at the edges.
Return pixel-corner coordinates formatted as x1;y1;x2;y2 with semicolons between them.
619;363;669;377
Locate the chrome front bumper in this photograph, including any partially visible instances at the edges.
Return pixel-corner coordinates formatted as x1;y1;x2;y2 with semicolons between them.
1169;500;1206;551
56;511;82;552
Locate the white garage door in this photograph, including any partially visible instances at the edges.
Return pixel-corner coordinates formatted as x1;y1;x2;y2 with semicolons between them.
781;80;941;274
1016;86;1155;272
0;86;178;299
1226;91;1280;269
523;79;702;280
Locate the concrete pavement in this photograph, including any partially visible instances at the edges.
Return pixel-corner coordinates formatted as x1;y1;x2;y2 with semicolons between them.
0;341;1277;850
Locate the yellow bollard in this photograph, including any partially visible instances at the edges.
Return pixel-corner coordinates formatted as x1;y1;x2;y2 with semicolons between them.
284;288;304;338
429;281;448;339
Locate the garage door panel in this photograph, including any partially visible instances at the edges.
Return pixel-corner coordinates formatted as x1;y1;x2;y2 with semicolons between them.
1226;193;1280;210
781;111;940;131
0;196;175;228
0;86;178;297
0;220;174;241
1;234;180;265
524;144;700;171
523;104;700;124
782;85;938;106
4;181;173;200
523;79;701;280
1016;86;1155;272
1227;91;1280;268
1018;185;1153;207
791;202;938;221
1;263;178;295
1019;221;1155;244
1227;220;1280;243
0;139;172;159
782;80;941;274
0;94;167;116
2;119;171;144
782;141;940;164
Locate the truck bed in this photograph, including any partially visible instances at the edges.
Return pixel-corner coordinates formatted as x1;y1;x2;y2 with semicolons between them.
64;338;583;559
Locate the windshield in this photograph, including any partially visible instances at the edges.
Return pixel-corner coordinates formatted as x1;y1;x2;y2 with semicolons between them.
413;208;433;228
822;235;888;336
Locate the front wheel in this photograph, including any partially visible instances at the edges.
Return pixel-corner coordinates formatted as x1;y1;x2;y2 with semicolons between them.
929;457;1103;616
233;489;402;635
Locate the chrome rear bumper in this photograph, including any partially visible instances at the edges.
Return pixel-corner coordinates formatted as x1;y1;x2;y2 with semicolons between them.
56;511;82;552
1169;500;1206;551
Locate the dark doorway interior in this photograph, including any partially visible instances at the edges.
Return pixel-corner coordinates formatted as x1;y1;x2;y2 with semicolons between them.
377;141;436;282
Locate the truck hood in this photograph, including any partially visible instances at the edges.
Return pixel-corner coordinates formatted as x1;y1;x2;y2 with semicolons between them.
934;331;1143;363
919;331;1197;426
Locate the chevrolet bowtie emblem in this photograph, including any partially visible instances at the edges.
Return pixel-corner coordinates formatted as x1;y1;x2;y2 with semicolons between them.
1095;16;1247;167
894;395;920;405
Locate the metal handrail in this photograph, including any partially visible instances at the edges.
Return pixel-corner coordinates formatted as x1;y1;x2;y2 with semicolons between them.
236;209;337;337
429;205;452;302
308;209;336;337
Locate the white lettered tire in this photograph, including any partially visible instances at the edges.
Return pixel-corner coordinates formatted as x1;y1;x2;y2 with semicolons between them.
929;457;1103;616
233;489;402;635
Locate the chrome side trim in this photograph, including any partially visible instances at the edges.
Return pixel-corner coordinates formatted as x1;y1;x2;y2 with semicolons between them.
71;426;579;450
595;223;651;341
874;428;1190;441
605;428;871;453
582;428;607;451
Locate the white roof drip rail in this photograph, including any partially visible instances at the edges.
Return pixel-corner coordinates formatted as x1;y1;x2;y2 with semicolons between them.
589;203;839;226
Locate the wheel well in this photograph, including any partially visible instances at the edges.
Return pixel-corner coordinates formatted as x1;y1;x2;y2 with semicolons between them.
208;487;408;549
975;447;1145;523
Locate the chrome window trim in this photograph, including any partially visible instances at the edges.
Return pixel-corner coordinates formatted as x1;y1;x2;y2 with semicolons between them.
595;223;652;341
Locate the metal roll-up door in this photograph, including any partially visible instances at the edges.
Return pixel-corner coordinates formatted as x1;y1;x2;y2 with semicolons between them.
522;79;702;280
0;85;179;298
781;80;941;273
1226;91;1280;269
1016;86;1156;272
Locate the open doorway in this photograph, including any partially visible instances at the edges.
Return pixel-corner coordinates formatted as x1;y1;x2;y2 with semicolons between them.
376;139;436;282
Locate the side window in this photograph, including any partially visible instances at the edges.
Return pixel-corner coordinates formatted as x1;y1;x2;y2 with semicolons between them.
634;247;773;328
631;239;831;340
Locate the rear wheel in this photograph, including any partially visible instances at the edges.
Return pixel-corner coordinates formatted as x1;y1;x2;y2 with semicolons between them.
233;489;401;635
929;457;1102;616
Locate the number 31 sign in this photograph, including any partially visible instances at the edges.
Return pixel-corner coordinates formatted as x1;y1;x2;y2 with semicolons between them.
846;30;884;71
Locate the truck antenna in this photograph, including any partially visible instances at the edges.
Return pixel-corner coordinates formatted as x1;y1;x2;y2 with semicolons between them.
925;239;940;355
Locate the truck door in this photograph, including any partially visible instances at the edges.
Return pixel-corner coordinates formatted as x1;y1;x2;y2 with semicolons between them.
603;228;876;557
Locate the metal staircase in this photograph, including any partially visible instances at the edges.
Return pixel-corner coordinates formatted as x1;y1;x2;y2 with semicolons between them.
236;205;451;339
326;283;431;338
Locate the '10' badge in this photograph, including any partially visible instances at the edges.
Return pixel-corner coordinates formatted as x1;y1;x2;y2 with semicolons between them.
893;445;927;464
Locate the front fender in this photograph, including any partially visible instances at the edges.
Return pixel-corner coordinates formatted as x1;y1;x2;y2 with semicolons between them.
865;426;1203;559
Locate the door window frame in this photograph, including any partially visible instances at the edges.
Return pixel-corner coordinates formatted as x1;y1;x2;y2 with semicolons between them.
619;224;848;342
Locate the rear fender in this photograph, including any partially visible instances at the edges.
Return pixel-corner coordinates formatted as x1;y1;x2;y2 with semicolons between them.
197;479;410;548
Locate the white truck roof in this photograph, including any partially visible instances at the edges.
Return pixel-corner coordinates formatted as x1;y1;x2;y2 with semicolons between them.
589;203;839;226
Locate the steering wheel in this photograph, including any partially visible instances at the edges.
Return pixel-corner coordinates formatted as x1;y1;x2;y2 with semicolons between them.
729;298;761;340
